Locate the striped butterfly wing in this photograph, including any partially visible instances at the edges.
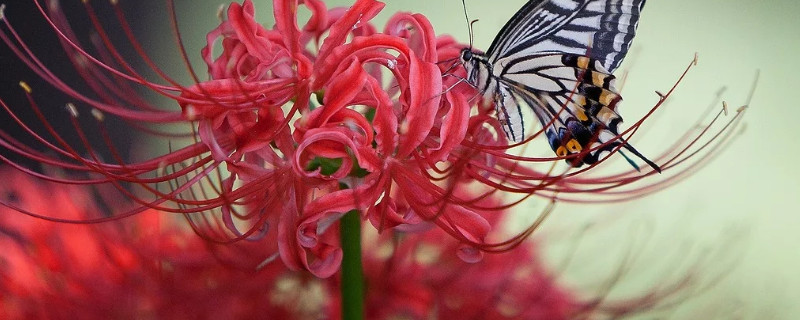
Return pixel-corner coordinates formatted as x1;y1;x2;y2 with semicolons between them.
487;0;645;72
474;0;657;170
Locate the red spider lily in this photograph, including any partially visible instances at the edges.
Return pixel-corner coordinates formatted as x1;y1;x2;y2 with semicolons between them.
0;0;746;279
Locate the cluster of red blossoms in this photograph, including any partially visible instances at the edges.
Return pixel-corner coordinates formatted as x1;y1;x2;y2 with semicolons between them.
1;168;688;319
0;0;744;281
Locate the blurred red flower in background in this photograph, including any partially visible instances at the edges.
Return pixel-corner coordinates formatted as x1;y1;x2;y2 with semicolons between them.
0;168;326;319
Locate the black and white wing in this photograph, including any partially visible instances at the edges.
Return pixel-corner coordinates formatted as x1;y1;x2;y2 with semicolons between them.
487;0;645;72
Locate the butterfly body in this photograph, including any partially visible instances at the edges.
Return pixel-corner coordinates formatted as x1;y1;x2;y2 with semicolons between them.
460;0;659;171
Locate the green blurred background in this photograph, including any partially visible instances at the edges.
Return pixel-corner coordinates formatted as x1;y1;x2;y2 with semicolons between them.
139;0;796;317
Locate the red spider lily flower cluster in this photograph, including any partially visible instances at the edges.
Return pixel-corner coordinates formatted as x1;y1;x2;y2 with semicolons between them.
0;0;745;278
0;168;698;319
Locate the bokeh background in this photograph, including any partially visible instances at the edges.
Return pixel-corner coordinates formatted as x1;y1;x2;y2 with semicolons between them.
1;0;798;318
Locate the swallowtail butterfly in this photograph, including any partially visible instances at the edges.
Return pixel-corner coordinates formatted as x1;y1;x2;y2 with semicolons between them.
460;0;660;172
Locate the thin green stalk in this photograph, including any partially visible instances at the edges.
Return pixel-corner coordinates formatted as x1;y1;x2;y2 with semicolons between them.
340;210;364;320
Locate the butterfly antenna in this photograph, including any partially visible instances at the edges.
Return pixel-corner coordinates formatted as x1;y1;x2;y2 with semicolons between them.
461;0;474;48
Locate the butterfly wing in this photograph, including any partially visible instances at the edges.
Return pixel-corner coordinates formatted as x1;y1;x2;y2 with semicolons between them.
487;0;645;72
478;0;657;170
495;53;658;170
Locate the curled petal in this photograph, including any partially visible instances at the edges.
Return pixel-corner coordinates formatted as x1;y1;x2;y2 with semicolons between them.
228;0;276;63
367;76;399;156
396;53;442;158
304;179;384;224
294;129;354;180
369;193;429;232
203;0;290;80
316;0;385;65
294;128;380;179
197;120;233;162
304;241;344;278
314;34;410;89
300;0;329;34
274;0;314;78
300;59;367;133
298;175;386;245
384;12;438;62
276;186;342;278
428;90;470;162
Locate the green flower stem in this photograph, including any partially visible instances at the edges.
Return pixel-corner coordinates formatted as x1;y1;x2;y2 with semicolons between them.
340;210;364;320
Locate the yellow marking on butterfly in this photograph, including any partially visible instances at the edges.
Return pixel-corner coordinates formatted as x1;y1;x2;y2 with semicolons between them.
575;108;589;122
591;72;606;87
577;56;590;70
556;146;568;157
599;91;619;106
596;107;617;123
19;81;32;93
566;139;582;152
575;95;586;106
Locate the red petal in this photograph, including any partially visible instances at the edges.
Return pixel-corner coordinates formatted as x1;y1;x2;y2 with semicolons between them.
428;90;469;162
316;0;385;65
396;54;442;158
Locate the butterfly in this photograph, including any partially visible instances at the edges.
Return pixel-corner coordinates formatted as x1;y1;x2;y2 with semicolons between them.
459;0;660;172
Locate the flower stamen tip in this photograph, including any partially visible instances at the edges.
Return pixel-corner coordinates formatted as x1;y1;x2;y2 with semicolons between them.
399;121;409;134
693;52;699;65
109;0;119;5
256;253;279;270
184;105;198;120
18;81;31;94
65;103;79;118
0;4;6;21
216;4;225;22
157;160;167;175
73;54;88;68
90;108;105;121
737;105;748;113
722;101;729;116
